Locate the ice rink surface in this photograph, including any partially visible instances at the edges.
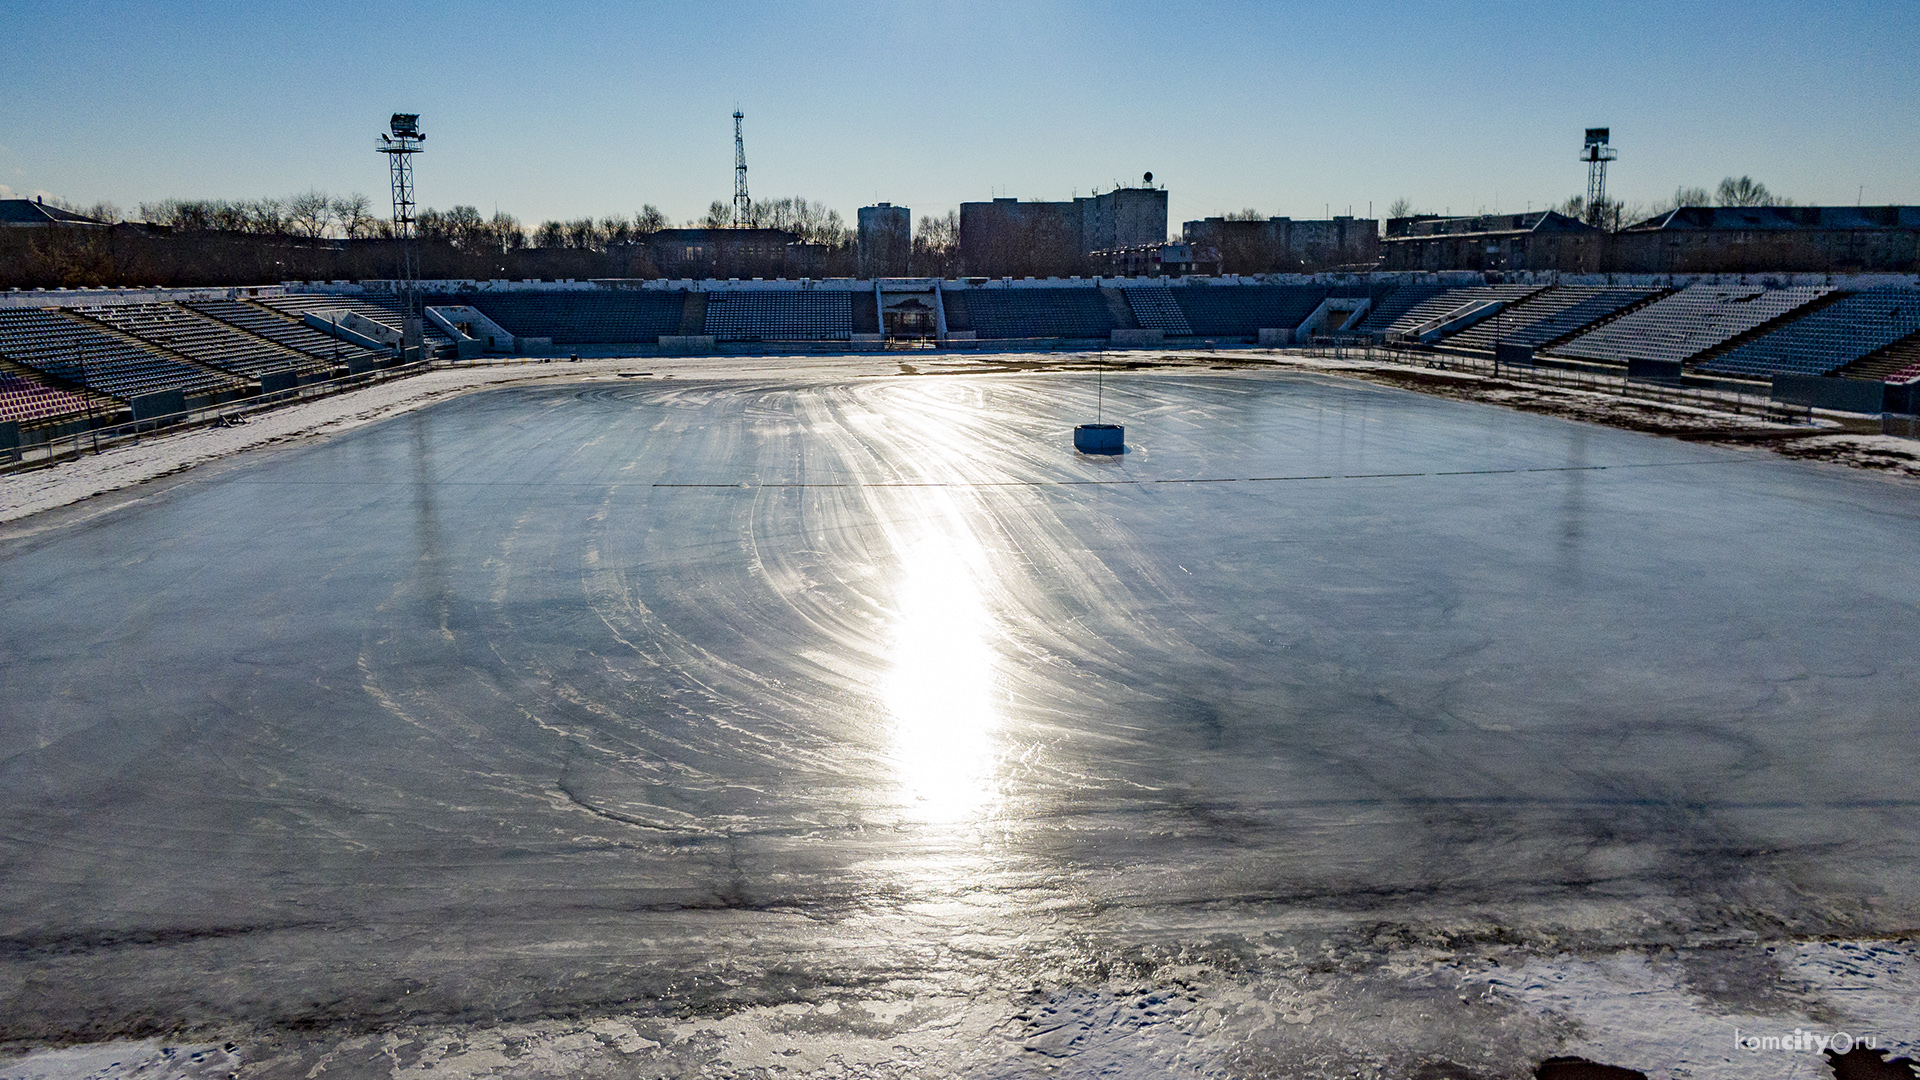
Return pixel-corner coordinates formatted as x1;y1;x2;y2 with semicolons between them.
2;370;1917;1078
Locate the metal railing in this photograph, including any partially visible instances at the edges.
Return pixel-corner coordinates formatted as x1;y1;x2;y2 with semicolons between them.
1300;342;1809;423
2;359;431;473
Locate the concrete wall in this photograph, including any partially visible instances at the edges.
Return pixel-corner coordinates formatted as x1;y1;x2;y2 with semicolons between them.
1771;374;1886;414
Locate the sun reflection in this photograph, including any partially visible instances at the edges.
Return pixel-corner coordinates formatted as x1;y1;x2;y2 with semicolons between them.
882;525;1003;825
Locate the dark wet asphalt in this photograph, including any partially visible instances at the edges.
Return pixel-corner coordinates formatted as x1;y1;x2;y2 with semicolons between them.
2;371;1917;1041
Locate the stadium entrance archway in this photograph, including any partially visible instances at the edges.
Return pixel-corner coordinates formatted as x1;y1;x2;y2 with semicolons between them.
879;288;938;340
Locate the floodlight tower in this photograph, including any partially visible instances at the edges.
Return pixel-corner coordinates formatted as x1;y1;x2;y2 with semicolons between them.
1580;127;1617;228
377;112;425;358
733;110;750;226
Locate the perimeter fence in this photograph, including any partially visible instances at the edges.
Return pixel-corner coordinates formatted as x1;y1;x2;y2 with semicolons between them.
1299;342;1812;424
2;359;432;474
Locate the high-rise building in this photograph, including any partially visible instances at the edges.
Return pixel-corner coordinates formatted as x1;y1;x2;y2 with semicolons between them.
857;203;912;278
959;187;1168;277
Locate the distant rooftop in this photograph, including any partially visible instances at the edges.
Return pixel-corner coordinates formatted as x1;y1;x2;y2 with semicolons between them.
0;198;109;228
1621;206;1920;232
1386;211;1595;239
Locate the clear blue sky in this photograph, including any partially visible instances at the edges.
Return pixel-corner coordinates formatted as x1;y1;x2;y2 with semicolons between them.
4;0;1915;231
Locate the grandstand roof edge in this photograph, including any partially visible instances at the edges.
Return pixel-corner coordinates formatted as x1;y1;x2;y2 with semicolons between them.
0;286;287;310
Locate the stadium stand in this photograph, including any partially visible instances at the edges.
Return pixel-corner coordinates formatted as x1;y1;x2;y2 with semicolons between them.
1550;285;1834;367
1380;285;1546;339
1443;287;1662;352
76;303;333;381
187;299;381;365
453;290;686;344
1123;287;1194;334
0;308;243;402
0;359;100;426
701;290;853;341
956;288;1117;339
1167;285;1327;337
259;294;458;355
1837;330;1920;384
1697;287;1920;379
1354;284;1452;335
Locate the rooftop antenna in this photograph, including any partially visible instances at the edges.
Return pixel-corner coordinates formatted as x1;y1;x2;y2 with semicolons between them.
1581;127;1617;228
733;109;750;226
377;112;425;358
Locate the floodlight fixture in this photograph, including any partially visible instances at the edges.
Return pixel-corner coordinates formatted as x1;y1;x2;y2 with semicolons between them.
377;111;426;316
1579;125;1619;229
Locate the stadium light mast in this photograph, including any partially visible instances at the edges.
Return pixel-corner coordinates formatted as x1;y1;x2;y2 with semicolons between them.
377;112;426;359
1580;127;1617;229
733;109;750;227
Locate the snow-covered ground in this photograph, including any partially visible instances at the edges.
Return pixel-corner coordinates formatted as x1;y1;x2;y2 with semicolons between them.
1;940;1912;1079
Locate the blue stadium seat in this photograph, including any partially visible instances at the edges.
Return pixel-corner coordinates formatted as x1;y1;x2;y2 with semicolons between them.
1698;287;1920;378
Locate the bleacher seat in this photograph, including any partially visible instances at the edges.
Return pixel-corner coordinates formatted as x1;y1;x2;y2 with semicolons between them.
1840;331;1920;383
1123;288;1194;334
1355;284;1452;334
0;361;97;425
1167;285;1327;337
701;290;852;341
1380;285;1546;339
449;291;686;344
1443;287;1660;351
960;288;1117;339
78;303;332;381
1698;287;1920;378
188;299;380;365
1550;284;1833;367
0;308;243;401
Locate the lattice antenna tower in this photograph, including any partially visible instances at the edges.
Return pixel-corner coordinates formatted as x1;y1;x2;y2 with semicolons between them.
1580;127;1617;229
733;109;751;226
377;113;426;307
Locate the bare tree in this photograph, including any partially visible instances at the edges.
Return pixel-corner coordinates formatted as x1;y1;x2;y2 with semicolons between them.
335;193;376;239
1558;194;1624;231
1716;176;1786;207
601;214;634;246
1673;186;1712;208
1223;208;1265;221
247;198;286;235
633;205;666;234
1386;198;1414;219
286;190;336;241
912;210;958;277
487;211;525;252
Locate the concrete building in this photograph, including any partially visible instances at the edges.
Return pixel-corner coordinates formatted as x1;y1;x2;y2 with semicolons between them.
1092;241;1222;277
632;228;823;279
959;187;1167;277
1182;216;1379;273
857;204;911;278
1608;206;1920;273
1381;211;1600;272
